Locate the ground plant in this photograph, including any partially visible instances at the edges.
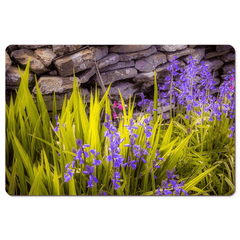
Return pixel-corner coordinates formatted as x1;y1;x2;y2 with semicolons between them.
5;57;235;195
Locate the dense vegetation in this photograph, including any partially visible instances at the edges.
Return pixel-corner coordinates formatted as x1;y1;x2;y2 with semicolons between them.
5;57;235;195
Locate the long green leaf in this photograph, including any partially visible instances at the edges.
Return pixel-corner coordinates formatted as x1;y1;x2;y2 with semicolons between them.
8;159;18;195
158;134;192;182
11;131;34;184
183;166;218;192
161;120;173;147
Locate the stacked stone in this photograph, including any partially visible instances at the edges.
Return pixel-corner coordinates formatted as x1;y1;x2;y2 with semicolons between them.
5;45;235;118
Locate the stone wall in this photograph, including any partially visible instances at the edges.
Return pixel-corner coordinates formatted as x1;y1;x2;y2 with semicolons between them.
5;45;235;117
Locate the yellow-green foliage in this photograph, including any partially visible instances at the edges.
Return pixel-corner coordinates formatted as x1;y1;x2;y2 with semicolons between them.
5;61;235;196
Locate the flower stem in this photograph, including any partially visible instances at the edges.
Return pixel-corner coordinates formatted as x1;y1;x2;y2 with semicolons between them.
126;149;133;195
170;70;173;120
151;162;156;195
133;162;141;195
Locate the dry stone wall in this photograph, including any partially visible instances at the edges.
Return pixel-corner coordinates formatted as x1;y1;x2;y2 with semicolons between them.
5;44;235;117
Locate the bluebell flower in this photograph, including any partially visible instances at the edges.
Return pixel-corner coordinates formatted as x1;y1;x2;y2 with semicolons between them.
156;187;163;195
93;158;102;166
138;93;150;107
228;123;235;138
152;159;160;169
168;55;179;72
113;171;121;190
104;114;117;139
90;149;102;166
178;181;188;196
156;168;188;196
161;180;173;195
159;56;180;105
82;164;98;188
54;115;59;132
53;115;66;132
145;141;152;149
64;163;74;182
113;153;125;168
146;101;157;113
150;169;158;179
123;162;128;168
74;139;90;165
124;118;138;138
99;190;107;196
155;150;164;161
129;160;137;169
169;180;188;196
229;123;235;132
133;145;147;163
64;146;85;182
76;139;90;149
166;168;178;180
104;114;125;189
139;115;153;140
72;160;76;168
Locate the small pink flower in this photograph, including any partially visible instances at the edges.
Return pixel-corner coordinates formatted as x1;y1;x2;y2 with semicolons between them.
231;85;233;90
113;112;119;119
117;101;123;110
118;104;123;110
114;101;117;108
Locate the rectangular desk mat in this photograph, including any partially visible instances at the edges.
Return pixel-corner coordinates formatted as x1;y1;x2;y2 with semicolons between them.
5;44;235;196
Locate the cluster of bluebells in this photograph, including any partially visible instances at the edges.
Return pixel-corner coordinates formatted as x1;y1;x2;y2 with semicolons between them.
123;118;139;169
158;56;180;106
150;150;164;179
62;108;186;196
82;165;98;188
104;114;125;190
125;116;153;166
138;93;157;114
157;55;235;137
64;139;102;189
60;55;235;195
228;122;235;138
156;168;188;196
63;107;165;193
171;56;216;118
124;115;164;179
139;115;153;149
153;150;164;169
219;69;235;119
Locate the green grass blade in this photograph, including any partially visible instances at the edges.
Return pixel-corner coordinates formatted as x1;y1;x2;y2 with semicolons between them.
183;165;218;192
161;120;173;147
8;159;18;195
158;134;192;182
11;131;34;184
29;167;42;195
